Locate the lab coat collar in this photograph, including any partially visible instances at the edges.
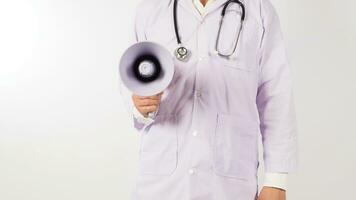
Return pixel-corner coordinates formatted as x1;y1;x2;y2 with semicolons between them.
204;0;230;16
178;0;229;20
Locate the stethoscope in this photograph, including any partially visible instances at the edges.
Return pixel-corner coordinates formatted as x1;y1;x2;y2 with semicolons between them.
173;0;246;62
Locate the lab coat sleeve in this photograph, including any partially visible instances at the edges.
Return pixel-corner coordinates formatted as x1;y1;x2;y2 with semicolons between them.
120;81;150;131
257;0;298;173
263;172;288;190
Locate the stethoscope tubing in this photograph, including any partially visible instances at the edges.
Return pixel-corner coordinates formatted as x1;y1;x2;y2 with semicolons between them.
173;0;182;45
173;0;246;59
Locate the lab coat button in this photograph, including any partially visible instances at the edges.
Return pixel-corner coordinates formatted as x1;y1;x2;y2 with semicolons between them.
195;91;202;98
189;169;195;175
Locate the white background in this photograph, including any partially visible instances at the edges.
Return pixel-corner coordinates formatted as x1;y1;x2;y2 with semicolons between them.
0;0;355;199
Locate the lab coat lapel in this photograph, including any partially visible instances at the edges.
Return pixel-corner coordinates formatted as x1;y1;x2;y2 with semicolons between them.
175;0;202;44
178;0;203;20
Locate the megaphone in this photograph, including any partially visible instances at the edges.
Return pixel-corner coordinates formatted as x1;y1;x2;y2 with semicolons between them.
119;42;174;97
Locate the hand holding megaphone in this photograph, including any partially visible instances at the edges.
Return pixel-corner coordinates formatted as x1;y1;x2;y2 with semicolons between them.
119;42;175;119
132;92;163;118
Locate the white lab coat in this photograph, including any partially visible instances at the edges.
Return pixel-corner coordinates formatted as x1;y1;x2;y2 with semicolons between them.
123;0;298;199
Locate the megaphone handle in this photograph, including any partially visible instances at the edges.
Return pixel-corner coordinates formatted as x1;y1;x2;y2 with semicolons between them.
148;112;155;119
147;105;160;119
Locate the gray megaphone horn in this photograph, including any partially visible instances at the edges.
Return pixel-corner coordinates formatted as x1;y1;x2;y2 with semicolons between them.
119;41;174;97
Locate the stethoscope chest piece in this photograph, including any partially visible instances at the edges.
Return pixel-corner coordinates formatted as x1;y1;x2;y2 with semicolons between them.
174;46;191;62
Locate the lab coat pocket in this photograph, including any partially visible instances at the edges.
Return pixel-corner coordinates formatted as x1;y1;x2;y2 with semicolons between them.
213;54;252;72
213;114;259;180
139;114;178;176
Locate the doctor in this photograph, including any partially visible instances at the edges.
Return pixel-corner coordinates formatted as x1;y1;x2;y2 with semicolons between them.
124;0;297;199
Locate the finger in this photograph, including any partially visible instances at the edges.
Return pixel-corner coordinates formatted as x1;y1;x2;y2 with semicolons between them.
139;105;158;114
132;94;149;100
151;93;163;100
132;95;142;101
137;99;160;107
137;96;160;100
137;92;163;100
